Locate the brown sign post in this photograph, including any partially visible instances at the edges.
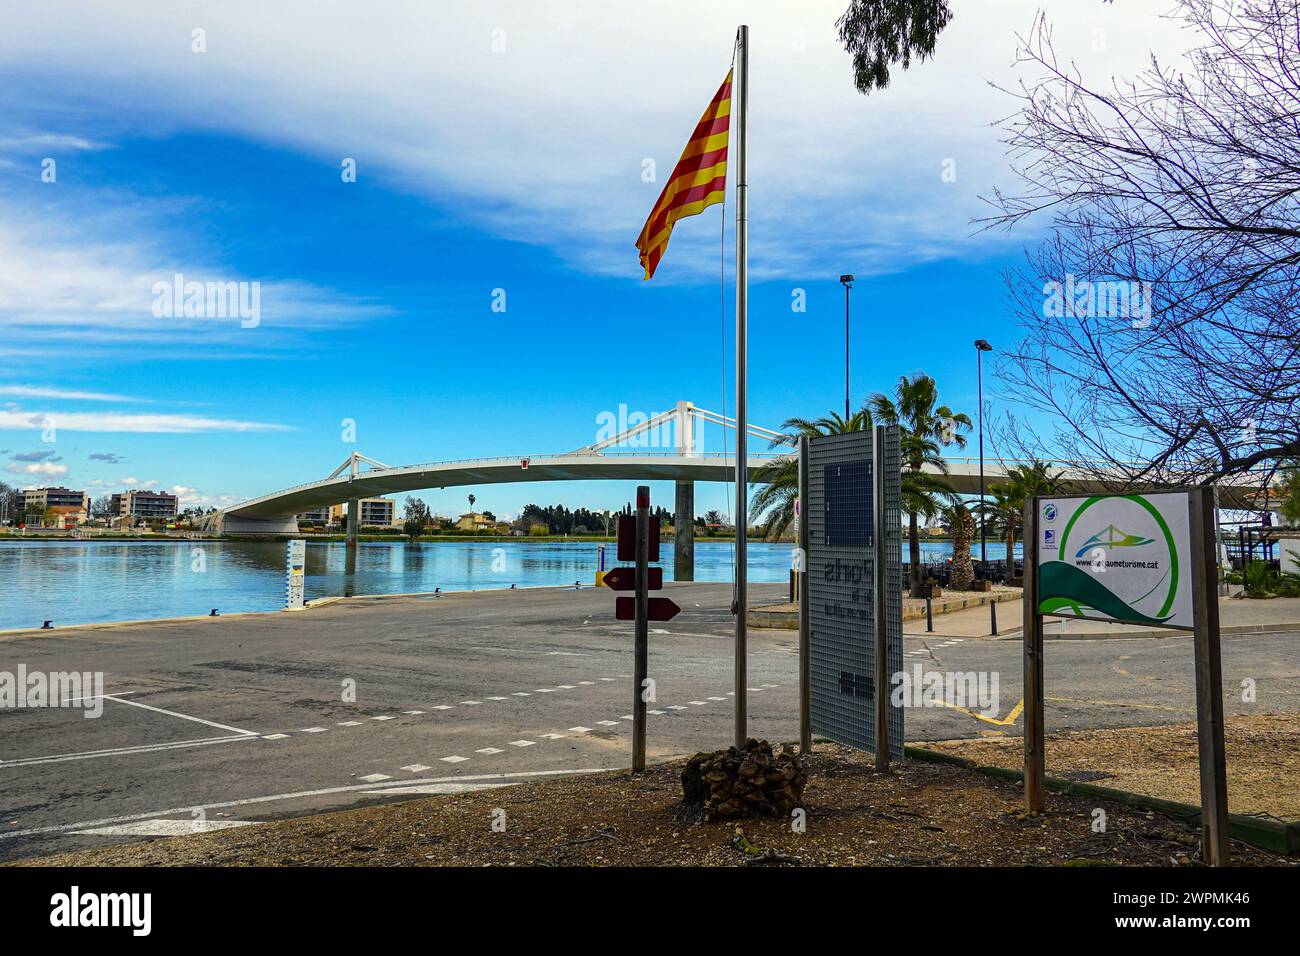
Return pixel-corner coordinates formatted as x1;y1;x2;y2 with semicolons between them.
611;487;678;772
1022;488;1230;865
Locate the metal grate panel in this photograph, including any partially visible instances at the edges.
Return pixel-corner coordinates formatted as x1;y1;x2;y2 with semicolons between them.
806;428;903;758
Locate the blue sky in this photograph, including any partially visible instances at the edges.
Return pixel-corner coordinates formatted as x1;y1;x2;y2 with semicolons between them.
0;1;1186;519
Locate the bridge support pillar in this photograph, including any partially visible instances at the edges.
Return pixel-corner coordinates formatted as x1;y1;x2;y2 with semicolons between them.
674;480;694;582
346;499;360;544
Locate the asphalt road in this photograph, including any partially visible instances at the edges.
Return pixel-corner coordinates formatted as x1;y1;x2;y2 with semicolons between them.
1;582;1295;861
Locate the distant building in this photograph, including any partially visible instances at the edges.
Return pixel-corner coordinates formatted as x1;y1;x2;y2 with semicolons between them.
326;498;398;528
111;490;178;522
19;487;89;519
296;507;332;524
457;512;495;532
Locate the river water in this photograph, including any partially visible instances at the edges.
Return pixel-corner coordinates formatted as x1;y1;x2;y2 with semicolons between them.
3;537;1016;631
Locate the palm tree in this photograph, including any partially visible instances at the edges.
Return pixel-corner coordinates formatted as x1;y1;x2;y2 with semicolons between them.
749;410;869;539
865;374;971;596
944;501;976;590
467;493;476;517
981;460;1062;584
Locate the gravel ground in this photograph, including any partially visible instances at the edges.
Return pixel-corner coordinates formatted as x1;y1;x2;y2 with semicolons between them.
12;744;1293;867
924;713;1300;821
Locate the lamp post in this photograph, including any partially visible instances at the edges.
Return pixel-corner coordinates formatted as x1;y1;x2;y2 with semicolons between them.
974;339;993;569
839;274;854;419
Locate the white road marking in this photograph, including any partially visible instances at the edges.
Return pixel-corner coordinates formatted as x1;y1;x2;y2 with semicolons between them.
400;764;432;773
598;678;616;682
689;701;707;706
647;709;666;715
1;734;258;768
619;715;633;720
300;727;328;733
568;726;592;733
536;688;555;693
578;681;595;685
512;693;531;697
597;720;619;726
557;685;576;689
667;706;687;711
359;773;391;783
403;710;425;715
508;740;535;748
440;755;469;764
486;696;507;701
708;696;725;701
0;769;611;840
261;734;290;740
72;819;257;837
540;733;565;740
337;721;363;727
476;747;504;755
433;705;454;710
460;700;482;705
371;715;397;721
101;694;259;736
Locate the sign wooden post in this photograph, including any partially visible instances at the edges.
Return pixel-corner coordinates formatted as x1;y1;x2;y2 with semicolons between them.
1188;486;1230;865
632;486;649;772
1025;489;1229;863
1022;500;1045;812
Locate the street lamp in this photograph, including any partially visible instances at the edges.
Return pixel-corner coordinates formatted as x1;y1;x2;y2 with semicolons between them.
839;274;854;419
974;339;993;571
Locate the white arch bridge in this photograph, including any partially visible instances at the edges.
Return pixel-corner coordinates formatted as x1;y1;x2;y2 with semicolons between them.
201;401;1278;578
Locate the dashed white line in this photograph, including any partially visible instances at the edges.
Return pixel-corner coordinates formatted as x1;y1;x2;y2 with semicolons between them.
508;740;535;748
359;773;391;783
400;764;431;773
440;755;468;764
476;747;504;755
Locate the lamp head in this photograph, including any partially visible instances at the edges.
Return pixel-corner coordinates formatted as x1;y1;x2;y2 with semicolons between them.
839;274;854;287
974;339;992;351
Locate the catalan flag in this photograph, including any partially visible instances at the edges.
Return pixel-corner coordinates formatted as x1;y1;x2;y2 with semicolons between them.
635;69;732;279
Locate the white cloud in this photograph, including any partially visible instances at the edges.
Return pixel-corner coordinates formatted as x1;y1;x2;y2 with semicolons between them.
0;408;290;433
5;460;69;477
0;385;146;403
0;0;1190;281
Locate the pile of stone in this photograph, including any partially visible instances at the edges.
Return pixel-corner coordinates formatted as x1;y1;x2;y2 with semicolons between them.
681;738;808;819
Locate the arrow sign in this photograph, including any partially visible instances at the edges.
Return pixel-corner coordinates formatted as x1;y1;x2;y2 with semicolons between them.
616;597;680;622
602;567;663;591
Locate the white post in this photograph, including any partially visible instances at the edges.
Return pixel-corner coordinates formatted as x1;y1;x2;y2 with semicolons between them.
733;23;750;747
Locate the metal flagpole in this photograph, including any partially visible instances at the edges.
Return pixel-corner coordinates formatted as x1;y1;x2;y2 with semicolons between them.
733;23;749;747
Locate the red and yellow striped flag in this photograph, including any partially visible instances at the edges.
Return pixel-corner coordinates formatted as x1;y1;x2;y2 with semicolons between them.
636;69;732;279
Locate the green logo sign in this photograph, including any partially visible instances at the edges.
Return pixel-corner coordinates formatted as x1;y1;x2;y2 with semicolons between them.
1037;494;1190;628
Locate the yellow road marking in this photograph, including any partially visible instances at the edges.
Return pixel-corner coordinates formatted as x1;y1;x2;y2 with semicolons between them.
932;697;1024;726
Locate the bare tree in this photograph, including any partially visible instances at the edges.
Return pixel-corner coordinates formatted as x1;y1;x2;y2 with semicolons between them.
986;0;1300;487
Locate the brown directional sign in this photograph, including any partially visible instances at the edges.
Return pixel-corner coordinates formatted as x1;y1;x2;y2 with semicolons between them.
617;514;659;562
603;566;663;591
616;596;680;622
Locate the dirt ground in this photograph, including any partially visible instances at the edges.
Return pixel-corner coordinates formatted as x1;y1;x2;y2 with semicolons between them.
14;744;1293;867
925;713;1300;821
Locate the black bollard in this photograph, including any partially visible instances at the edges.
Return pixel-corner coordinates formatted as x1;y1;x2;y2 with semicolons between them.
990;599;998;636
925;595;933;632
41;620;53;629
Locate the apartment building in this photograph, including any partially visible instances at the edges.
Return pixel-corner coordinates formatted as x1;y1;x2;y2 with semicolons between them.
111;490;179;522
